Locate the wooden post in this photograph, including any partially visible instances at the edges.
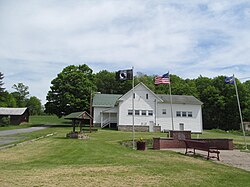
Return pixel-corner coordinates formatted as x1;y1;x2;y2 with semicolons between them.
72;120;76;132
89;90;93;133
80;121;83;132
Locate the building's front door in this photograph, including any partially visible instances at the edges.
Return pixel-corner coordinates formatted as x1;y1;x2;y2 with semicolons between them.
149;121;154;132
179;123;184;131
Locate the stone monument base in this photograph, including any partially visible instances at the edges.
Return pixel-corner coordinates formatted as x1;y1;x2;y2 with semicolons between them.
66;132;89;139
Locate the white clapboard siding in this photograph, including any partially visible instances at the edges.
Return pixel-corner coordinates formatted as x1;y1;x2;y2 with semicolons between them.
93;82;203;133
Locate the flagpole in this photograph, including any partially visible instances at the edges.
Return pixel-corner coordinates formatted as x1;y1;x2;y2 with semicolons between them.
233;75;248;150
132;66;135;150
169;72;174;132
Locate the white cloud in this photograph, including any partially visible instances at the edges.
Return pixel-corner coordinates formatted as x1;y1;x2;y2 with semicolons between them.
0;0;250;104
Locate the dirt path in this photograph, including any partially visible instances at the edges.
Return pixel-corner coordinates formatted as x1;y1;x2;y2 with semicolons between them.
166;148;250;172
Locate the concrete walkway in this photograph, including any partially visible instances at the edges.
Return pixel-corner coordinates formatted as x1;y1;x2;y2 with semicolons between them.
0;127;48;145
166;148;250;172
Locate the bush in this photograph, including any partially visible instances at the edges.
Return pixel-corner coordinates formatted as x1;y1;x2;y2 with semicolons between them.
0;117;10;126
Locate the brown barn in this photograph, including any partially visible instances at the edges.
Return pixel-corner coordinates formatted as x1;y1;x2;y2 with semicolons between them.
0;107;29;125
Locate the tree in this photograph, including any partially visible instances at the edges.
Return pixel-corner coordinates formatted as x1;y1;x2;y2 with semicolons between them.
154;74;198;97
27;96;42;115
196;75;246;130
95;70;118;94
95;70;133;94
135;73;155;92
0;91;16;107
45;64;95;117
242;80;250;121
195;75;213;99
11;83;29;107
200;85;226;129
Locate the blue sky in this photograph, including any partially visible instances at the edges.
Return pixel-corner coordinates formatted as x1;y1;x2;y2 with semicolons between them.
1;0;250;104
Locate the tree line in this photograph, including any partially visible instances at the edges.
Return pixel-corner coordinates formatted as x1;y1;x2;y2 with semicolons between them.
0;72;43;115
44;64;250;130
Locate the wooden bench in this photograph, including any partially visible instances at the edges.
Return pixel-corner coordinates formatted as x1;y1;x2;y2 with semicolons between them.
183;140;220;160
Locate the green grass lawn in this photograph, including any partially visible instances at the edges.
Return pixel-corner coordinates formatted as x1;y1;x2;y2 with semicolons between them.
0;115;70;131
0;116;249;186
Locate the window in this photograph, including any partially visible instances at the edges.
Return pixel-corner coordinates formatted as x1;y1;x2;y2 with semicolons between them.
128;110;133;115
148;110;153;116
142;110;147;116
188;112;192;117
135;110;140;115
162;109;166;115
177;111;192;117
146;93;149;99
182;112;187;117
176;111;181;117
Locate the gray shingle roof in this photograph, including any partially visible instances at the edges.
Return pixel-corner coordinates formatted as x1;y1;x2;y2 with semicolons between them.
93;94;122;107
0;107;28;115
156;94;203;105
93;93;202;106
64;111;92;120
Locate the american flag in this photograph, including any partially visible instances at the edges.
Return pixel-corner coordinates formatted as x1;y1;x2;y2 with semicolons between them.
154;73;170;85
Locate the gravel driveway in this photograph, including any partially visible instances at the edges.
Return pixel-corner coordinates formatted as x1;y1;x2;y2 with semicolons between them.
0;127;48;145
215;149;250;172
166;148;250;172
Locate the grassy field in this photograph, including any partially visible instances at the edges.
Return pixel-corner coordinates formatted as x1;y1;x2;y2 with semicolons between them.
0;116;249;186
0;115;70;130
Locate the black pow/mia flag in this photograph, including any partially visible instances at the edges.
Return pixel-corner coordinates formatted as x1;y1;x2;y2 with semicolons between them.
116;69;133;81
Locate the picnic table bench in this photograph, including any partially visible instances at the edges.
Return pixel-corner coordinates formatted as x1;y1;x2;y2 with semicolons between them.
183;140;220;160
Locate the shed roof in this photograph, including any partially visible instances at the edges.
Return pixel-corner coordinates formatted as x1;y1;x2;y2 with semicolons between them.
93;93;122;107
156;94;203;105
64;111;92;120
0;107;28;115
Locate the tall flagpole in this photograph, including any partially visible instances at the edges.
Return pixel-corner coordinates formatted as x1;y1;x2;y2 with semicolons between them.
169;72;174;131
132;66;135;150
233;75;248;150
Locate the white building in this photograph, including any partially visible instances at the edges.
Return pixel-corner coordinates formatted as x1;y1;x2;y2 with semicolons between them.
93;82;203;133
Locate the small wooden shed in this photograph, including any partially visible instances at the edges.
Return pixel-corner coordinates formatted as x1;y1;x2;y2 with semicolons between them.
0;107;29;125
64;111;93;132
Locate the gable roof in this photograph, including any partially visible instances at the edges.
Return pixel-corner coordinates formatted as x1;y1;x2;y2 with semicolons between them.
118;82;163;102
64;111;92;120
0;107;28;115
93;93;122;107
92;83;203;107
157;94;203;105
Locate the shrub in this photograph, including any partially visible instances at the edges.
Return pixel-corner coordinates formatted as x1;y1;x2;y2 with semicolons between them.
0;116;10;126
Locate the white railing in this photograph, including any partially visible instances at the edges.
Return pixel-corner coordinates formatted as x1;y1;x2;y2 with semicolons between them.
101;119;110;128
101;118;117;128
